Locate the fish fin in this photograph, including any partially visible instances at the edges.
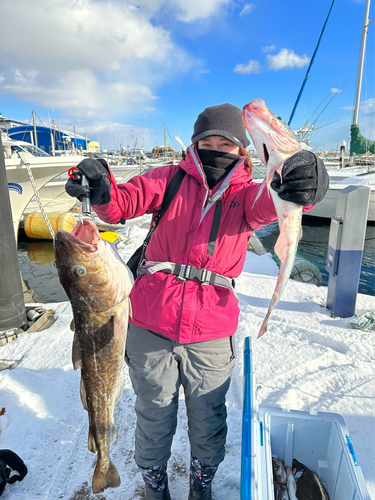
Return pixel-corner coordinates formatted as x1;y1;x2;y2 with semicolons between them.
257;322;268;338
70;319;75;331
252;178;266;208
274;235;288;263
92;458;121;494
258;292;279;338
113;315;128;355
72;332;82;370
80;375;88;411
88;424;98;454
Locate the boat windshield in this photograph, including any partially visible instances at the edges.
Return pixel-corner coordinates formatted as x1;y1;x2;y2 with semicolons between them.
19;144;50;157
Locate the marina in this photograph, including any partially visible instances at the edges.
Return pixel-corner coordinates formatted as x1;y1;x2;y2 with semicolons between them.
1;0;375;498
16;213;375;305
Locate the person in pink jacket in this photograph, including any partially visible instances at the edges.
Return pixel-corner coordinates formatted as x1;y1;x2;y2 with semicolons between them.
66;103;328;500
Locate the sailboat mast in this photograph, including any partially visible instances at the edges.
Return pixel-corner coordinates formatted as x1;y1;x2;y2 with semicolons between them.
352;0;371;127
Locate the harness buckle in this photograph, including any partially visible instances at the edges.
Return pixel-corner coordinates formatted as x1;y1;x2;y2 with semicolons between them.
176;265;213;285
200;268;212;285
176;264;188;282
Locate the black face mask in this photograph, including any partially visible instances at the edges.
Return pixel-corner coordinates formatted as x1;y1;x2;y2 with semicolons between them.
197;149;240;189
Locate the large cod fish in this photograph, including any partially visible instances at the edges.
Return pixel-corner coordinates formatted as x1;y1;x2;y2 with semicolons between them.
54;218;133;493
243;99;302;338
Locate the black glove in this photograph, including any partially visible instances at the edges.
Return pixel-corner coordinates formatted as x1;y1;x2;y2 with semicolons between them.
271;150;329;206
65;158;112;205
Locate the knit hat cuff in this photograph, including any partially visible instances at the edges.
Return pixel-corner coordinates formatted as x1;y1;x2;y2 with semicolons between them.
192;130;245;148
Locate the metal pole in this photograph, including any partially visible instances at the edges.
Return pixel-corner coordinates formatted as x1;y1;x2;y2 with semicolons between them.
326;185;371;318
352;0;371;127
0;133;28;331
340;140;346;169
32;110;38;148
50;132;55;155
350;0;371;166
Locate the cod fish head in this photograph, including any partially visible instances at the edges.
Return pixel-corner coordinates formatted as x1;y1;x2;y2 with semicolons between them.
54;218;133;312
242;99;301;175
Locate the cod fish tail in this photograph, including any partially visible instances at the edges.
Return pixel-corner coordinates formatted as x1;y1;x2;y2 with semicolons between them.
92;458;121;494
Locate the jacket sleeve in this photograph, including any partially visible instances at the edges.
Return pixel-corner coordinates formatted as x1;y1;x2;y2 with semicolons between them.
92;166;175;224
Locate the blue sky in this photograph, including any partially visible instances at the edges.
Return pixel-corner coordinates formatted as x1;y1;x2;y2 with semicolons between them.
0;0;374;153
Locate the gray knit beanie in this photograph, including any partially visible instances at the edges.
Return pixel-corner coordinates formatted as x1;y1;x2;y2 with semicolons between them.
191;103;250;148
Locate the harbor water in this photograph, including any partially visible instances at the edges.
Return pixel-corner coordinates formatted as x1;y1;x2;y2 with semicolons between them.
17;218;375;303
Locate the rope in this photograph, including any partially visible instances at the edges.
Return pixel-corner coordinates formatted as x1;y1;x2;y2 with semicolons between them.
288;0;336;125
18;153;55;238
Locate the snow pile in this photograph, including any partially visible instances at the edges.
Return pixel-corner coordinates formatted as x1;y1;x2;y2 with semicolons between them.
338;172;375;186
0;216;374;499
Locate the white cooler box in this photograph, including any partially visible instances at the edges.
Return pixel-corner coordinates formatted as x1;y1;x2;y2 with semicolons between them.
240;336;371;500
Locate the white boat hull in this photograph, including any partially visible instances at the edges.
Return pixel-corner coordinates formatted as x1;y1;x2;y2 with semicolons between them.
6;155;83;240
305;184;375;221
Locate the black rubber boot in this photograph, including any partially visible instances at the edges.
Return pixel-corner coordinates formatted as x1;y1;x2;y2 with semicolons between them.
188;483;212;500
138;463;172;500
188;456;218;500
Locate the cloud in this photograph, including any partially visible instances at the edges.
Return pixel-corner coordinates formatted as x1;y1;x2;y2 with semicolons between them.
331;88;342;94
261;45;276;53
171;0;232;22
0;0;206;119
360;98;375;115
234;60;262;74
45;116;160;150
239;4;255;16
134;0;233;22
267;49;309;71
0;69;158;119
201;69;211;74
342;98;374;115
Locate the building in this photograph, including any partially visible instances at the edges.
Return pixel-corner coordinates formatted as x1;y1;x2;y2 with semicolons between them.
0;114;93;154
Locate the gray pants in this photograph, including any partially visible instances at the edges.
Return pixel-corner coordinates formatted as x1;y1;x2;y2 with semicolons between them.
125;324;236;468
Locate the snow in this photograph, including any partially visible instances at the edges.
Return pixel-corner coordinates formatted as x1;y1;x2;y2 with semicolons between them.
335;172;375;187
0;215;374;500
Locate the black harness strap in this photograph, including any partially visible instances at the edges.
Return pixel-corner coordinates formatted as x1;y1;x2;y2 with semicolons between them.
127;169;186;278
0;449;27;497
206;200;222;256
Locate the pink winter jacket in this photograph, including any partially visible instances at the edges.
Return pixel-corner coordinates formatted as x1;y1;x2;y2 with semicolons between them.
93;146;294;343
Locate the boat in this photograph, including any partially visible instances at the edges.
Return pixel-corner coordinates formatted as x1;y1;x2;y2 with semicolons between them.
305;172;375;221
3;133;83;241
24;162;156;217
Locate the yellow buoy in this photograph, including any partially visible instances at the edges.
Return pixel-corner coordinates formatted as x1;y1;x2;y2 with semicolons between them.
100;231;123;244
24;212;77;239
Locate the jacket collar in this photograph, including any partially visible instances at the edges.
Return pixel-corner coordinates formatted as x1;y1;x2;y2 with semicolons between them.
181;146;253;223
